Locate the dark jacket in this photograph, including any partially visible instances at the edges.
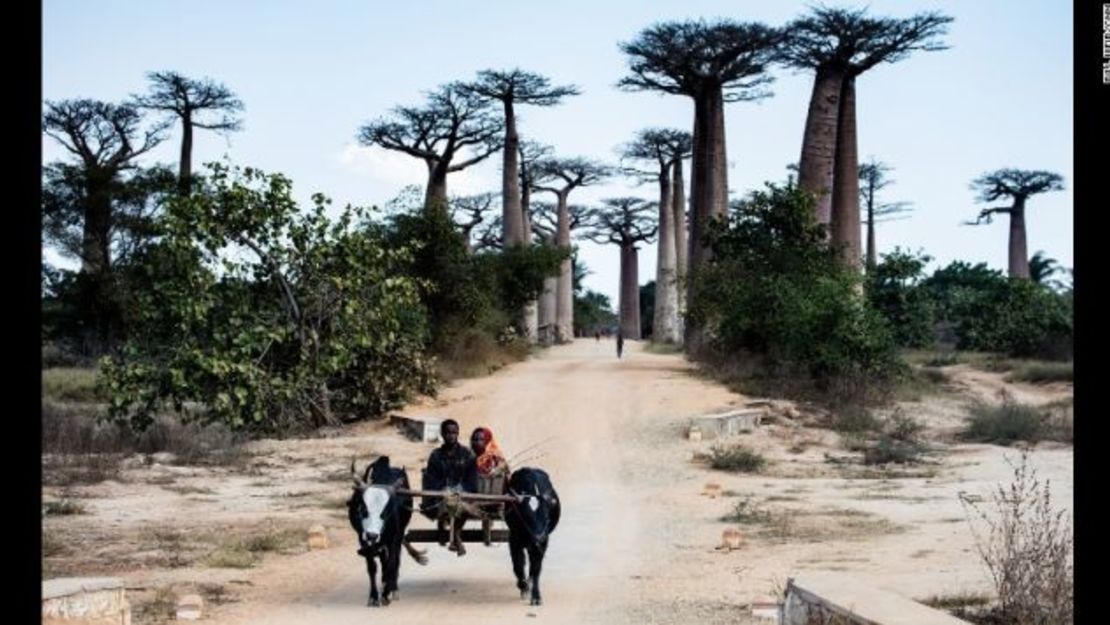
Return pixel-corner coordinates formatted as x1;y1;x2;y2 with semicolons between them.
420;443;478;519
424;443;478;491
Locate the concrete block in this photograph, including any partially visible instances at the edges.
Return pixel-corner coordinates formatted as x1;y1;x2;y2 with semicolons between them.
175;594;203;620
42;577;130;624
389;414;442;443
783;573;974;625
688;408;763;440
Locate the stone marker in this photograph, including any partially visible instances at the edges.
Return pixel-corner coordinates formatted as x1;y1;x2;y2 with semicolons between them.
750;596;781;621
307;524;329;550
175;594;203;621
718;528;744;551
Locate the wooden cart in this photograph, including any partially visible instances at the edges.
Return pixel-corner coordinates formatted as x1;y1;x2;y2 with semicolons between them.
400;473;514;545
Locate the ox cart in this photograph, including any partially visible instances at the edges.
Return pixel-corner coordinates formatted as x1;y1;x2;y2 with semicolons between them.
399;473;515;546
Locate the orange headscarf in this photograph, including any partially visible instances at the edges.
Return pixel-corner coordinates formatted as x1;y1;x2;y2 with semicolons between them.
474;427;507;476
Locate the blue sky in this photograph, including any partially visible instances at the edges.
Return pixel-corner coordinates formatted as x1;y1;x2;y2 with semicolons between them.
42;1;1073;304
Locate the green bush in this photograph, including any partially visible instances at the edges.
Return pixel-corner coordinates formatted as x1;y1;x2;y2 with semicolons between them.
102;165;437;434
688;183;905;403
923;262;1072;360
867;248;936;348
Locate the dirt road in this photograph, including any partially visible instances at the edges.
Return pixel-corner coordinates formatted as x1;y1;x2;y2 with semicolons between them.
212;338;747;624
50;340;1070;624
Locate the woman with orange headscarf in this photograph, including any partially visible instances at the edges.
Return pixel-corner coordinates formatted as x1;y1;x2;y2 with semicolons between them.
470;427;508;477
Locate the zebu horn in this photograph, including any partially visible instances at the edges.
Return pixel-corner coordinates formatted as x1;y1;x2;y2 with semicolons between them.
350;457;368;490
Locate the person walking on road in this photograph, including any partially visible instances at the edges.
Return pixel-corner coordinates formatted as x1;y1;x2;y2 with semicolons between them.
616;332;624;359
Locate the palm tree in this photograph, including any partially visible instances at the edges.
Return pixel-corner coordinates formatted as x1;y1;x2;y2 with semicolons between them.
1028;251;1063;287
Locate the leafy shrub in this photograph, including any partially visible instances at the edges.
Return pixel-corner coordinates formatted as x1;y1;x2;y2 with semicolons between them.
867;248;936;348
688;183;905;404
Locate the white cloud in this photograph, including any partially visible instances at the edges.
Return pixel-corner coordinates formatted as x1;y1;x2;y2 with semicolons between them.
336;144;496;203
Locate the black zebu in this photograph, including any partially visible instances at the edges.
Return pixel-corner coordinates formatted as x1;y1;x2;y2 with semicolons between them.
505;467;561;606
347;456;427;606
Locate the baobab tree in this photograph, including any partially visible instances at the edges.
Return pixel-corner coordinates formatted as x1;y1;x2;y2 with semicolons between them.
134;71;244;194
472;215;503;253
358;83;501;214
450;192;497;253
518;140;555;340
530;200;588;345
534;157;612;342
461;69;579;248
518;140;554;243
621;128;691;344
668;134;694;320
619;19;780;346
42;99;169;349
966;169;1065;279
583;198;658;340
781;7;951;268
43;99;169;277
858;158;913;272
530;200;559;345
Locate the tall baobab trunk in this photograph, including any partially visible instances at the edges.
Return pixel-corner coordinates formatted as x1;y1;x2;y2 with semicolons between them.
685;109;702;351
539;273;557;344
1008;197;1030;279
653;168;680;343
704;87;729;228
672;157;688;312
501;102;524;247
555;192;574;343
830;76;861;271
685;87;727;351
521;184;539;341
620;244;641;340
81;173;112;276
865;186;877;272
797;66;845;227
424;161;449;214
179;113;193;194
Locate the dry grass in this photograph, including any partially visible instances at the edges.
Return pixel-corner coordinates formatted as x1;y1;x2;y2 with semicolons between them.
162;485;216;496
1005;362;1073;384
42;368;105;403
43;499;87;516
132;587;178;623
959;452;1073;625
42;529;69;557
198;522;304;569
699;444;767;473
437;332;531;380
963;396;1073;445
